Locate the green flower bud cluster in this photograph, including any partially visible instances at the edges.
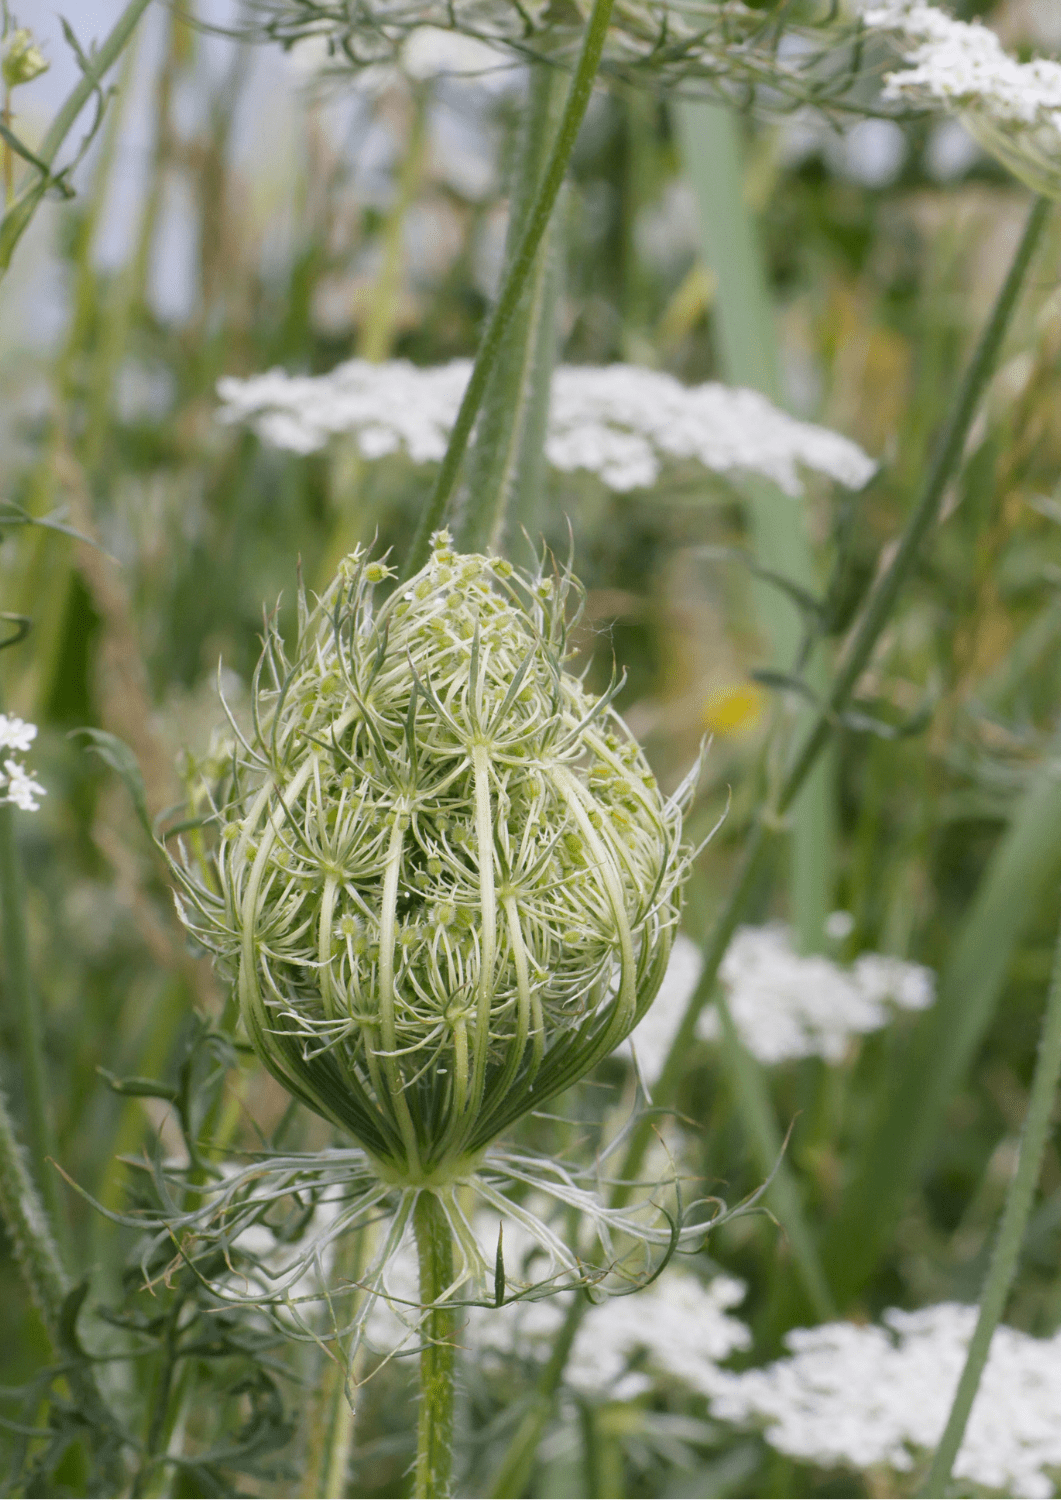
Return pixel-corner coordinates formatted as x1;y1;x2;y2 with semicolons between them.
174;533;693;1186
1;28;48;89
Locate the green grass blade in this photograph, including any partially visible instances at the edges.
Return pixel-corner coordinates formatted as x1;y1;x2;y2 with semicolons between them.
717;992;837;1320
824;755;1061;1301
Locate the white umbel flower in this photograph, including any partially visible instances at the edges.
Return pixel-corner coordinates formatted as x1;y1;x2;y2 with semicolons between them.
621;926;935;1080
709;1303;1061;1498
216;360;876;497
471;1264;751;1402
363;1214;751;1401
706;923;935;1063
0;714;37;753
861;0;1061;197
0;716;45;812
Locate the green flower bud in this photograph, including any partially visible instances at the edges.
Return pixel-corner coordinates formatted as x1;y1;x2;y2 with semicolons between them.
173;532;694;1186
2;28;48;89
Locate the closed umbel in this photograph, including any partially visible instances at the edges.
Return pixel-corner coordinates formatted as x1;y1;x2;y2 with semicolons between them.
173;533;693;1186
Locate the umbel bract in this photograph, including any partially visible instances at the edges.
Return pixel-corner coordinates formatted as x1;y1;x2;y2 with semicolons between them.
173;532;694;1188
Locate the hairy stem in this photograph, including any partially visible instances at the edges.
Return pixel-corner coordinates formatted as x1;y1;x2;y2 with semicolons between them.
0;1080;68;1342
403;0;615;577
0;795;65;1246
0;1079;122;1483
414;1190;457;1499
922;897;1061;1495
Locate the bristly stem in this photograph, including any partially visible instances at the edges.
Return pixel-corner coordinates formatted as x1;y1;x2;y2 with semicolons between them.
0;1078;68;1344
414;1190;457;1499
402;0;616;577
922;897;1061;1496
486;192;1052;1496
0;798;66;1247
0;1077;123;1485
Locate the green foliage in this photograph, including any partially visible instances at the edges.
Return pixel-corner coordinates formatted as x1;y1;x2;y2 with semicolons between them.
3;3;1061;1495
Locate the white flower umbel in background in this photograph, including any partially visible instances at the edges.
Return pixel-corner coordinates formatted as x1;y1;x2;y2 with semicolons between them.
362;1214;751;1402
216;361;876;497
0;714;45;812
473;1264;751;1403
621;925;935;1082
709;1303;1061;1497
862;0;1061;198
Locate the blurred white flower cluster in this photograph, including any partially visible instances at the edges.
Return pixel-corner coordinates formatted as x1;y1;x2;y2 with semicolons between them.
0;714;45;812
216;360;876;496
470;1268;751;1403
709;1303;1061;1497
622;925;935;1078
363;1219;750;1401
862;0;1061;196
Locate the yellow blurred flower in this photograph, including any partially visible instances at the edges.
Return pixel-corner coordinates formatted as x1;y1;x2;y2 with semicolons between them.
702;682;765;737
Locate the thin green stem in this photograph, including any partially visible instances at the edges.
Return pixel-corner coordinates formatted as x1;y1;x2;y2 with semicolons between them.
823;753;1061;1300
489;1284;584;1498
414;1190;457;1500
485;192;1052;1496
716;989;836;1320
458;59;566;555
0;0;153;275
0;799;66;1246
677;99;835;953
922;892;1061;1496
402;0;615;577
780;194;1051;809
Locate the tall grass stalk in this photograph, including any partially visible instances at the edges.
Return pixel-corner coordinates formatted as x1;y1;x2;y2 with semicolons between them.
403;0;616;576
922;891;1061;1495
320;85;430;580
676;98;835;954
676;96;834;1316
487;192;1052;1495
715;990;836;1319
619;192;1051;1194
